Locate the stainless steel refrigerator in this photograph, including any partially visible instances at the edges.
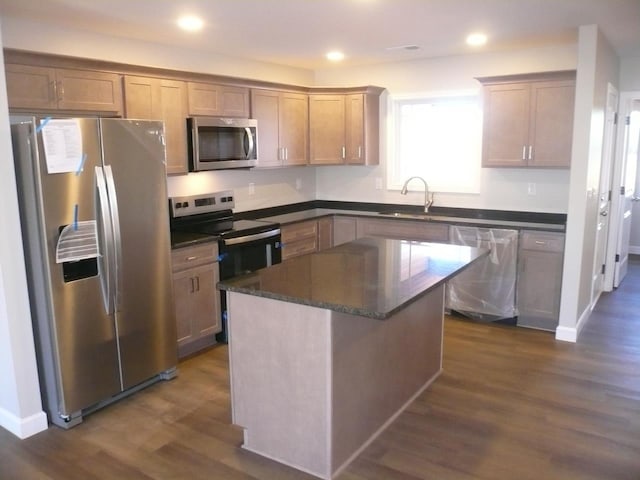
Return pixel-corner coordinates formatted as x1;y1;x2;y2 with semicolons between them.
11;117;177;429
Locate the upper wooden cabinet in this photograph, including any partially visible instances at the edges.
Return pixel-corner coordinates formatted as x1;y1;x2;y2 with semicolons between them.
309;88;382;166
479;71;575;168
124;75;189;175
187;82;249;117
251;89;308;167
5;64;123;115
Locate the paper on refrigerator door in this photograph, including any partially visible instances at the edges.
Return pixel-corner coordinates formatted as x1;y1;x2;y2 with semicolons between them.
40;119;84;174
55;220;100;263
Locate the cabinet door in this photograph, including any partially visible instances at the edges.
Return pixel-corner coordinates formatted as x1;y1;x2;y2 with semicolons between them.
55;68;123;114
528;80;575;167
333;216;357;246
188;82;249;117
5;64;122;114
124;76;188;174
191;263;221;337
517;249;563;329
173;269;197;345
517;231;565;331
317;217;333;251
5;64;57;110
345;94;365;164
158;79;189;175
251;89;281;167
280;92;308;165
309;94;346;164
481;83;530;167
356;218;449;242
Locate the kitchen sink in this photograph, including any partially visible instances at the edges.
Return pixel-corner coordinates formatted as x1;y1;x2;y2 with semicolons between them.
377;211;435;220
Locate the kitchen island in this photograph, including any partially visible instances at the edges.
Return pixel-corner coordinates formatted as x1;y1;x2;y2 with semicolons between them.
218;237;487;479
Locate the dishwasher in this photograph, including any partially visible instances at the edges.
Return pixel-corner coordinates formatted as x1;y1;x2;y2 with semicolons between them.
445;225;518;322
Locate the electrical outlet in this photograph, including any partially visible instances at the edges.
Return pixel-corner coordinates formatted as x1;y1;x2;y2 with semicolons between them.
375;178;383;190
527;182;536;195
295;178;302;190
249;182;255;195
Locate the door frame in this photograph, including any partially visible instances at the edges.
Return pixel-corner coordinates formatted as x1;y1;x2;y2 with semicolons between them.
604;90;640;290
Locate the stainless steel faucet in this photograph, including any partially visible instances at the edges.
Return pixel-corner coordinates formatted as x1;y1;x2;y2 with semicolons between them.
400;176;434;213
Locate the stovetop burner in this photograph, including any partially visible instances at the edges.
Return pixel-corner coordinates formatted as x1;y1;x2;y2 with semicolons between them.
169;190;280;240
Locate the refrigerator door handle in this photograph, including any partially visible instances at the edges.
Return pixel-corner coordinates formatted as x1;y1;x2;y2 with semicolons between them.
95;166;115;314
104;165;123;313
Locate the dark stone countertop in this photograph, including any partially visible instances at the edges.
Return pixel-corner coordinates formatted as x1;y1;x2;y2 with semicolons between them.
236;201;566;232
218;236;488;319
170;231;218;249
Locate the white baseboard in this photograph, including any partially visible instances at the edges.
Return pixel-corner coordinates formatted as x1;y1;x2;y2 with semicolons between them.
0;406;48;439
555;305;592;343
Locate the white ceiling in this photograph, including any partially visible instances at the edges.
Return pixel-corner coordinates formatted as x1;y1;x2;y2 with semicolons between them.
0;0;639;70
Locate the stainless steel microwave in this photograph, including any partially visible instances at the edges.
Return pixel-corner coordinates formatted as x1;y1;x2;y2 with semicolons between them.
188;117;258;171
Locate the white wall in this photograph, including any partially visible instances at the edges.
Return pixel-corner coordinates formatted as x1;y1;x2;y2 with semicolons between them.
620;56;640;91
0;16;314;86
168;168;316;212
557;25;619;342
314;45;577;213
0;27;48;438
620;57;640;254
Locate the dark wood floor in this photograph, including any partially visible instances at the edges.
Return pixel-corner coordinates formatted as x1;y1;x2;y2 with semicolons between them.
2;260;640;480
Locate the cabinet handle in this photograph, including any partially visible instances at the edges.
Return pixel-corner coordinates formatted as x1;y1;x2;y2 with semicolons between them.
522;146;526;161
190;277;195;293
342;146;346;159
195;276;200;292
186;256;197;261
534;240;546;245
57;81;64;102
284;147;288;161
49;81;57;103
528;145;533;160
358;146;362;159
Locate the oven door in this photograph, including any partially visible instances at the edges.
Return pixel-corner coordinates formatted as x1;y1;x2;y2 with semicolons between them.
218;229;281;280
217;228;281;343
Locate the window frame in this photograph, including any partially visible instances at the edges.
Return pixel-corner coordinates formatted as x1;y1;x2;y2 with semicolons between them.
388;90;482;194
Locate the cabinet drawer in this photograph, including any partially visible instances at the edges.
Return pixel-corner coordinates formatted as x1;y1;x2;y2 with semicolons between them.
282;238;317;260
171;243;218;271
520;231;565;252
281;220;318;242
357;218;449;242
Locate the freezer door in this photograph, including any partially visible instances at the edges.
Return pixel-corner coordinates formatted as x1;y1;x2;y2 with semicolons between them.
99;119;177;389
13;118;122;418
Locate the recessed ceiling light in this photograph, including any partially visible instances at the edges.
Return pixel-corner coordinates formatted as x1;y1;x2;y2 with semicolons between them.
177;15;204;32
466;33;488;47
326;51;345;62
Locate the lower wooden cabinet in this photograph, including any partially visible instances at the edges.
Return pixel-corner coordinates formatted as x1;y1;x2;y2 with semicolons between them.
356;217;449;242
281;219;319;260
517;230;565;331
171;243;221;358
333;216;357;246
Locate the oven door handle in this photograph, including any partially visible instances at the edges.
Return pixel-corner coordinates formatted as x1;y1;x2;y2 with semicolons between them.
221;229;280;247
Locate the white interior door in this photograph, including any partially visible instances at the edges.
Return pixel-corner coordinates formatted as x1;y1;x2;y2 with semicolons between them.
613;104;640;286
592;84;617;304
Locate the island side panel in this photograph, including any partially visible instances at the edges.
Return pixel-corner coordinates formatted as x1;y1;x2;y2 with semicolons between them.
227;292;333;479
330;285;445;475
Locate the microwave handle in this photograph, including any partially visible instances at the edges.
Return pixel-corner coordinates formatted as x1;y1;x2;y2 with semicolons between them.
244;127;255;160
191;122;200;166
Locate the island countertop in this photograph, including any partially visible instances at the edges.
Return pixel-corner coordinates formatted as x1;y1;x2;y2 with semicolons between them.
218;237;487;319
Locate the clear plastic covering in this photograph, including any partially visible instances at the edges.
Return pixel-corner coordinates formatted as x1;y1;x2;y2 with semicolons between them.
445;226;518;321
